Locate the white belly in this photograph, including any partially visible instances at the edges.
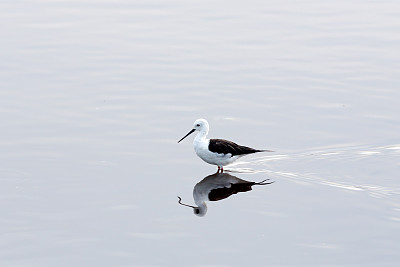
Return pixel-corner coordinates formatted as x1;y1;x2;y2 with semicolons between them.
194;139;240;166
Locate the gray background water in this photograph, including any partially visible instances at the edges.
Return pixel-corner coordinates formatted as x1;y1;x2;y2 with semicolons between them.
1;0;400;266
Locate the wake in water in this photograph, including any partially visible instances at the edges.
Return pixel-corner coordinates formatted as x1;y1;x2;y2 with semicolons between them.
227;144;400;200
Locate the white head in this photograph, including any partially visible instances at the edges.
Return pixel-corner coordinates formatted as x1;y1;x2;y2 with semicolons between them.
193;202;207;217
178;118;209;143
192;118;209;133
177;196;208;217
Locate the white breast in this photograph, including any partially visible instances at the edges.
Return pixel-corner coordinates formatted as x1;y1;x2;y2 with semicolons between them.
193;138;239;166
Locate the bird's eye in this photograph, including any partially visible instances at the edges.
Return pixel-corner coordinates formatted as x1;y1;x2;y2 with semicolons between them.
196;124;200;127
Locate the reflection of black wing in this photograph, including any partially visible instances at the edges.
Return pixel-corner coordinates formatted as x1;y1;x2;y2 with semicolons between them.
209;139;263;156
208;182;255;201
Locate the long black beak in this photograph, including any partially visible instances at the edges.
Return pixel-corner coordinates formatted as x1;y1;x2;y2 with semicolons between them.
177;196;197;209
177;129;195;143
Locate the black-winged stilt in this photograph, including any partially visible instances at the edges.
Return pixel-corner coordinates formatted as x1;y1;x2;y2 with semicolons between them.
177;172;274;216
178;118;273;172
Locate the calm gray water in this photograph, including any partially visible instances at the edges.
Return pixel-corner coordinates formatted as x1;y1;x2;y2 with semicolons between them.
1;0;400;266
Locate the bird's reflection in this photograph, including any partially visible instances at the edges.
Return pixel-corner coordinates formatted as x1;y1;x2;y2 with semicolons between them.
177;172;274;217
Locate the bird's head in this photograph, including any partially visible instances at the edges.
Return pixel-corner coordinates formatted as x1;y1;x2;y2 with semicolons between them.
178;118;209;143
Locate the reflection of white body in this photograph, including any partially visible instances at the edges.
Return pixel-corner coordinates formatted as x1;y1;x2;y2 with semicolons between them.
178;172;273;217
192;173;243;216
178;119;271;172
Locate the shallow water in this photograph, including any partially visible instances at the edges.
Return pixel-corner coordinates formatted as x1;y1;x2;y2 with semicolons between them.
1;0;400;266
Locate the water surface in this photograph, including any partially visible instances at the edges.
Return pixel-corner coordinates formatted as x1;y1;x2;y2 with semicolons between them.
1;0;400;266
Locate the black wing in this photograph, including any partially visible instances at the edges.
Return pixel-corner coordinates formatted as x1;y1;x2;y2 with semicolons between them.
208;183;254;201
208;139;263;156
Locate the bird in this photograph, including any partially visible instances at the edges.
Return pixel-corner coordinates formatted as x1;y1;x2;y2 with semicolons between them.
178;118;273;172
177;172;274;217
